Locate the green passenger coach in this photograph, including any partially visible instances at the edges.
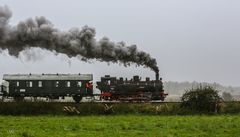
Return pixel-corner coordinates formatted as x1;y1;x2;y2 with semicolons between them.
2;74;93;103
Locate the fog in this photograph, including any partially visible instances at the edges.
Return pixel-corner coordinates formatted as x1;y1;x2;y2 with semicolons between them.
0;0;240;86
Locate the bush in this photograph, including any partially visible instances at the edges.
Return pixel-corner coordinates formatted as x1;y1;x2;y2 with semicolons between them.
223;102;240;114
181;86;222;113
222;92;233;101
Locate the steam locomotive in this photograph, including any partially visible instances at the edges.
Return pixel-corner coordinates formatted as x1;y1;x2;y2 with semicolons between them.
97;75;167;101
0;73;167;102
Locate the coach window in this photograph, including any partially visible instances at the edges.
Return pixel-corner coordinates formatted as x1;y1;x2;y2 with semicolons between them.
55;81;59;87
66;81;71;87
26;81;33;87
38;81;42;87
16;81;19;87
77;81;82;87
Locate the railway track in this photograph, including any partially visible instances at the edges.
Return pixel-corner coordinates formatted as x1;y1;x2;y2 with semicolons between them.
0;100;179;104
1;95;239;104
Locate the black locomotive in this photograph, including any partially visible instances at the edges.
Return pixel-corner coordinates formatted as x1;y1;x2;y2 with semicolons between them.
97;74;167;101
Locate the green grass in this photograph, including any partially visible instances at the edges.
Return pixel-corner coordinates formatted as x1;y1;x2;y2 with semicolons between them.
0;115;239;137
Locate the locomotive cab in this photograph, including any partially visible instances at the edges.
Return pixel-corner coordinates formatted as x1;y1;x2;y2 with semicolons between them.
0;81;9;97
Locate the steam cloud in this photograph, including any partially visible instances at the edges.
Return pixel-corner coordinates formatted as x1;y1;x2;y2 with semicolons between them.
0;5;159;74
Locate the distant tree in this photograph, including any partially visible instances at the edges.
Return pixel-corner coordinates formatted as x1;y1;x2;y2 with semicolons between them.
181;86;222;112
222;92;233;101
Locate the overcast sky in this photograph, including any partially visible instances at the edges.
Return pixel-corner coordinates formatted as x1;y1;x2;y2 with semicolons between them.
0;0;240;86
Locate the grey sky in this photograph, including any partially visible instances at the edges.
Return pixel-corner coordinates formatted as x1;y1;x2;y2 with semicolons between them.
0;0;240;86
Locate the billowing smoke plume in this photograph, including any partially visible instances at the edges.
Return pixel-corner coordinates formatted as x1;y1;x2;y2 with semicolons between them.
0;5;159;75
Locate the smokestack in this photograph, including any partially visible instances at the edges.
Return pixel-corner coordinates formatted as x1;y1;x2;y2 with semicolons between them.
0;5;159;74
156;72;159;81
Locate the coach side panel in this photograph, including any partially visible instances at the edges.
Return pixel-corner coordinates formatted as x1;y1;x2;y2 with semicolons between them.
7;80;92;97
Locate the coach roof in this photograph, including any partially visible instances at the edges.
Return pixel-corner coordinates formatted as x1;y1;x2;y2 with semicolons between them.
3;74;93;81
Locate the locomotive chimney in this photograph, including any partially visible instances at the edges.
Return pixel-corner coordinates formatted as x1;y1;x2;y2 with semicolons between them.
156;72;159;81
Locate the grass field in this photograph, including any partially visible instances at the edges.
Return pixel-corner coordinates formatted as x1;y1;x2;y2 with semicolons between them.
0;115;239;137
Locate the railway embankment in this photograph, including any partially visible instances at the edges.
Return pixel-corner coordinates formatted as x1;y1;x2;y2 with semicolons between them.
0;101;239;115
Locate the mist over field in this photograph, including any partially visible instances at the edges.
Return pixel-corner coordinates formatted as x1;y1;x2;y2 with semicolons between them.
0;0;240;87
164;81;240;95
